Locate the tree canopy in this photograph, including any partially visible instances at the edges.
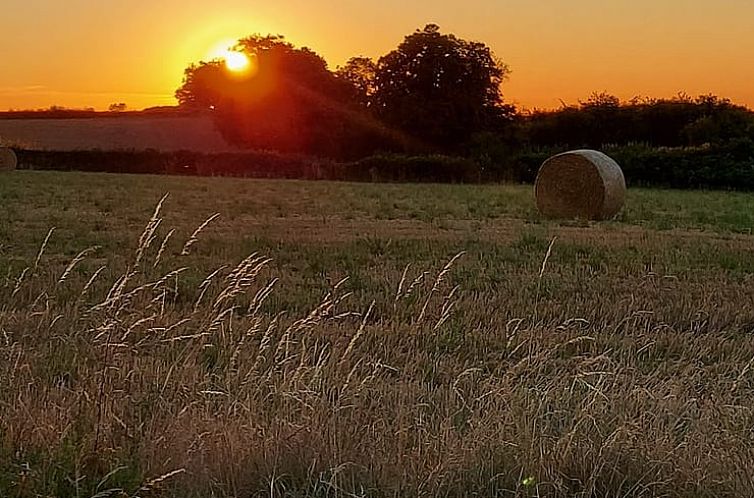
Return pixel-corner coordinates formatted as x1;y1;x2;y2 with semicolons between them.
372;24;513;149
336;57;377;108
176;26;514;157
176;35;369;156
522;93;754;149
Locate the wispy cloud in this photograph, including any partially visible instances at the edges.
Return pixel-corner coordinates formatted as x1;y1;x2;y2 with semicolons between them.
0;86;171;98
0;85;48;95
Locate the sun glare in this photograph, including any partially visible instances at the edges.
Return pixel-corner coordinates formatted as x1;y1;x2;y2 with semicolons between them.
207;39;253;74
223;50;251;72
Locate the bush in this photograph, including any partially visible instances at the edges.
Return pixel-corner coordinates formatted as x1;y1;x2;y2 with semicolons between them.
13;140;754;191
512;141;754;190
15;149;341;180
345;154;482;183
16;149;170;175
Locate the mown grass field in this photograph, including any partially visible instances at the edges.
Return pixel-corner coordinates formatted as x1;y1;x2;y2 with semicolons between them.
2;171;754;497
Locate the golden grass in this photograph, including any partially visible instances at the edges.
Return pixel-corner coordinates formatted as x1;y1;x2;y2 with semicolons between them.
2;178;754;497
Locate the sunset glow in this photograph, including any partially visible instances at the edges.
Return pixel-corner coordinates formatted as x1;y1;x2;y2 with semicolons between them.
222;51;252;73
2;0;754;111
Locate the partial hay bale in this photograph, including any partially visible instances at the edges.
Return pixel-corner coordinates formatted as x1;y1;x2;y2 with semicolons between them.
535;149;626;220
0;147;18;171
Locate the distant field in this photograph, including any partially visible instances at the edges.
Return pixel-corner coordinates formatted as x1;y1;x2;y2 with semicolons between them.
0;114;240;152
2;171;754;497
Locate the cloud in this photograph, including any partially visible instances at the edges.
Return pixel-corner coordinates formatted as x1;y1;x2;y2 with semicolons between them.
0;85;48;95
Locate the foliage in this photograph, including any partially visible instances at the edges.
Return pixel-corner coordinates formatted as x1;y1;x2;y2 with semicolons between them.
14;148;333;178
13;150;479;183
175;35;382;158
175;26;514;157
336;56;377;107
372;24;514;150
349;153;481;183
108;102;127;112
521;93;754;149
12;138;754;191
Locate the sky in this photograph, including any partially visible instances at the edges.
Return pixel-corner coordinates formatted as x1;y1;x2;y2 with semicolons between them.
1;0;753;111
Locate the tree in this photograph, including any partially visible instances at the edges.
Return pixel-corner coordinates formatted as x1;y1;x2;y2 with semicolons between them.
175;35;372;157
372;24;513;150
521;92;754;149
336;57;377;107
175;61;227;109
580;92;620;109
108;102;127;112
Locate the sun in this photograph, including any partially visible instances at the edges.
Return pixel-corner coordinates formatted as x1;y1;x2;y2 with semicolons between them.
206;40;253;74
222;50;251;73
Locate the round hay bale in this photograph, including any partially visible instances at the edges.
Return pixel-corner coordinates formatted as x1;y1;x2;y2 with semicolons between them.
535;149;626;220
0;147;18;171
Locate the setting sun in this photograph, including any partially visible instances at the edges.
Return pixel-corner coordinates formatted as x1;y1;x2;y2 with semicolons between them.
222;50;251;72
206;39;253;73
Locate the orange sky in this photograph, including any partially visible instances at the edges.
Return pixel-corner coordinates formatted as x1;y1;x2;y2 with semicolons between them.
1;0;753;111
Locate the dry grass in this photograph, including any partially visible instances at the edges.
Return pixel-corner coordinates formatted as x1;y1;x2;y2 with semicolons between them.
2;172;754;497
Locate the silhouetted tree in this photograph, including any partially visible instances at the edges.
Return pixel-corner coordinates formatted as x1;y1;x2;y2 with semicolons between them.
336;57;377;107
521;93;754;149
108;102;127;112
175;61;226;109
372;24;513;150
176;35;383;157
581;92;620;109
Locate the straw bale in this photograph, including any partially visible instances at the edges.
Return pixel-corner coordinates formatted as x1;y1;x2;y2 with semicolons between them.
0;147;17;171
535;149;626;220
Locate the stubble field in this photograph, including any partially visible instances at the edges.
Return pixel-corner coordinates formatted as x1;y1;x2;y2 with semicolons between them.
2;171;754;497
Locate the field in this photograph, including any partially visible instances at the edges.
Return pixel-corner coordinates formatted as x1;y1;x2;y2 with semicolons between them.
0;115;239;152
2;171;754;497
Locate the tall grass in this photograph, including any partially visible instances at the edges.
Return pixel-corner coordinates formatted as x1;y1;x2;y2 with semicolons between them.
2;195;754;497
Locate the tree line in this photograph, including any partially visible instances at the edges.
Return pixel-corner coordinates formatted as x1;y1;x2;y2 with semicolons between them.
176;24;754;162
176;24;513;158
12;25;754;189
